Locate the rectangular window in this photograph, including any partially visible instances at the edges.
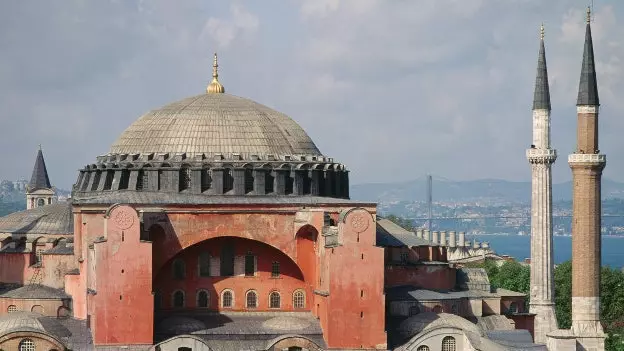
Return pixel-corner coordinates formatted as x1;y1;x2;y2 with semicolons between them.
245;253;255;276
271;261;280;278
400;252;409;263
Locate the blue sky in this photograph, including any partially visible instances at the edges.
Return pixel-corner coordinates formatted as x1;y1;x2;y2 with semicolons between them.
0;0;623;189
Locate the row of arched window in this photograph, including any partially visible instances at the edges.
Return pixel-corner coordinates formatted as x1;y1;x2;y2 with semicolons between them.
160;289;306;310
417;336;456;351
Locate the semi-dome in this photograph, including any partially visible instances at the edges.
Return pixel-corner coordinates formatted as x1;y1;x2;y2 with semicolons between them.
109;92;322;159
72;54;350;202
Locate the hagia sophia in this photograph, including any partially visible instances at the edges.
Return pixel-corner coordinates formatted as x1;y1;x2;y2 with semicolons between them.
0;8;607;351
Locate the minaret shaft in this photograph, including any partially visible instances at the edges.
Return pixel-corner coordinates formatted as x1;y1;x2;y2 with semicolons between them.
568;9;606;348
527;25;558;344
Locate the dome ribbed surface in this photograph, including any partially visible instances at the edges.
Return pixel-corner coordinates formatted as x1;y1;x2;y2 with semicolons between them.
110;93;322;158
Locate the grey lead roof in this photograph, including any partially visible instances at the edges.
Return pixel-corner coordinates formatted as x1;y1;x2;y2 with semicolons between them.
577;22;599;106
28;149;52;191
0;284;70;299
109;93;323;159
72;191;370;206
533;36;551;110
0;202;73;235
376;218;438;247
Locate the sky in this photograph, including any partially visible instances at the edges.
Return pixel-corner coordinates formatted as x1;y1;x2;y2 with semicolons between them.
0;0;623;189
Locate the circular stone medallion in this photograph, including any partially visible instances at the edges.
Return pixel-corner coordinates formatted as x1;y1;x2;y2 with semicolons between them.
350;212;370;233
113;209;135;230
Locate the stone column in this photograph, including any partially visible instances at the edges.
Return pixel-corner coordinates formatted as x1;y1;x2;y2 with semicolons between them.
449;231;456;248
416;229;423;239
458;232;465;247
439;231;447;246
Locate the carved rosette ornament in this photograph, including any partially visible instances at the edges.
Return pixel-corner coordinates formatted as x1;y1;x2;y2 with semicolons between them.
349;212;370;233
113;208;135;230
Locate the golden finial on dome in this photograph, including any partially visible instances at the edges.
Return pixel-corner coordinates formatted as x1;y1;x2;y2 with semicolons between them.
540;23;545;40
207;52;225;94
586;6;591;24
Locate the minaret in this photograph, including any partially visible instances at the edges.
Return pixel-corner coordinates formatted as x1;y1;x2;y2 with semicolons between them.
26;145;55;209
568;7;606;349
526;24;558;344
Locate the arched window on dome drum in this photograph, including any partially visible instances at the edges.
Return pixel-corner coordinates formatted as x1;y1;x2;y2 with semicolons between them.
197;290;209;308
244;168;254;194
442;336;456;351
293;290;305;309
318;171;327;196
136;170;144;190
246;290;258;308
103;170;114;190
417;346;430;351
19;339;35;351
269;291;281;309
173;290;185;308
37;198;45;207
433;305;443;313
91;171;101;191
285;172;294;195
303;172;312;195
265;171;275;194
172;259;186;280
201;168;212;193
223;168;234;193
199;252;210;277
119;169;130;190
179;165;192;191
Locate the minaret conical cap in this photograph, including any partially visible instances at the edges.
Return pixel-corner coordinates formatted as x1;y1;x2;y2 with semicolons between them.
533;23;551;110
577;7;599;106
207;53;225;94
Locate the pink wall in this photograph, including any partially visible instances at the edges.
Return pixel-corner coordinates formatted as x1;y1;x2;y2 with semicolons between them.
92;205;153;346
385;264;456;290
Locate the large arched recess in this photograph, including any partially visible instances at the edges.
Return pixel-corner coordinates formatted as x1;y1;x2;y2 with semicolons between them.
295;225;318;291
146;213;299;275
152;236;311;312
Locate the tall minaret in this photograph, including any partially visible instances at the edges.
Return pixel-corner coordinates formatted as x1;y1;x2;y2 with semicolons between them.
526;24;558;344
569;7;606;349
26;145;55;209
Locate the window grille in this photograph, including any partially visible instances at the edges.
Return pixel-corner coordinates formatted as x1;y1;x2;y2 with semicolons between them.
270;292;281;308
199;252;210;277
442;336;456;351
509;302;518;313
246;291;258;308
271;261;280;277
197;290;209;308
223;168;234;193
19;339;35;351
293;290;305;309
7;305;17;313
179;166;192;191
222;290;233;308
417;346;430;351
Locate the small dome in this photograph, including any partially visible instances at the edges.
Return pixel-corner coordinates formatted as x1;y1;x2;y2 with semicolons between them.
397;312;483;340
109;93;322;159
262;316;311;331
157;316;206;335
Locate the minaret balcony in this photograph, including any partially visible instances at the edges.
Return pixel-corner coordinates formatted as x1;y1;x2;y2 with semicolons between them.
526;149;557;164
568;153;606;165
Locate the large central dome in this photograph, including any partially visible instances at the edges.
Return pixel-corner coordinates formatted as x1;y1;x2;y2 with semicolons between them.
110;93;322;158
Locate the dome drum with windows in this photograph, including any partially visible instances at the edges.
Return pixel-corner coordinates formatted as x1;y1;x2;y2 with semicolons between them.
73;54;349;200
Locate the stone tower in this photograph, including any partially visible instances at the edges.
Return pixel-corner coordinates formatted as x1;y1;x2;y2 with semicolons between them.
568;8;606;349
26;146;55;209
526;24;558;344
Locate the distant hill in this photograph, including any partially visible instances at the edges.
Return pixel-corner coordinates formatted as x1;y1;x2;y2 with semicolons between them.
350;177;624;203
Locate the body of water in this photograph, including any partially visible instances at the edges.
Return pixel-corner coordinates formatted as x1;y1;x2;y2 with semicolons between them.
467;235;624;269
